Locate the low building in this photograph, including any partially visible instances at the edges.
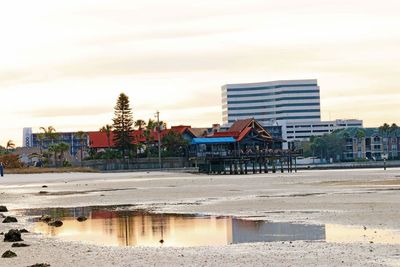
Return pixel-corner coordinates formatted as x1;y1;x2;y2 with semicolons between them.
88;126;196;150
23;128;89;157
341;128;400;161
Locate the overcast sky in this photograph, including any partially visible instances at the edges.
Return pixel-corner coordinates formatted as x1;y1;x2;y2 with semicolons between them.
1;0;400;146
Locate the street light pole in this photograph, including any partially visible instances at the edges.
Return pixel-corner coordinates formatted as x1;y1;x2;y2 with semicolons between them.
156;111;162;171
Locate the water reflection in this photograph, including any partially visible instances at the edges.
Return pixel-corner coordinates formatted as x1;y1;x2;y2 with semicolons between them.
20;206;325;247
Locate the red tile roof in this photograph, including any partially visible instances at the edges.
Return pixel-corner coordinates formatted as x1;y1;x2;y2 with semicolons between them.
88;126;195;148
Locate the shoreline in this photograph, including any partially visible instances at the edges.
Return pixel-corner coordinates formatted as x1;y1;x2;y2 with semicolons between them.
1;170;400;266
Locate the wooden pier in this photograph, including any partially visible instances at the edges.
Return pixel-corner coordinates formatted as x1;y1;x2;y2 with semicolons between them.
192;150;301;175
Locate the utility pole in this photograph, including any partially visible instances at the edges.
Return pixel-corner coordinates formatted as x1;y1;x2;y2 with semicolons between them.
156;111;162;171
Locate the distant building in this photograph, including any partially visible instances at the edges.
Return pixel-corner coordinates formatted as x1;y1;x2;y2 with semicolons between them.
22;127;33;147
341;127;400;161
222;79;321;125
23;128;88;157
221;79;363;147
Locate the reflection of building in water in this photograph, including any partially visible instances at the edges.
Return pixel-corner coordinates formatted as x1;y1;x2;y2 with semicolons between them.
231;219;325;244
32;207;328;247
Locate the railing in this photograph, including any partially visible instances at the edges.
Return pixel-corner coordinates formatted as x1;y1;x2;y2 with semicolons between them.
189;149;302;159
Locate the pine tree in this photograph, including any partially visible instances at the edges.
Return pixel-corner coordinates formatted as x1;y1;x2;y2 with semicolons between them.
112;93;134;157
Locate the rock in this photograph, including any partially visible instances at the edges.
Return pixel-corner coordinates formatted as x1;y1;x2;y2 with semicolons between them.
42;185;48;188
20;229;29;233
0;206;8;212
39;215;52;223
12;243;30;247
2;216;18;223
77;216;87;222
48;220;63;227
159;239;164;244
28;264;51;267
2;250;17;258
4;229;23;242
39;191;48;194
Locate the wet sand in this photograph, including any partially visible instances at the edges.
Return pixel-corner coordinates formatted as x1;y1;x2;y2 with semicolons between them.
1;169;400;266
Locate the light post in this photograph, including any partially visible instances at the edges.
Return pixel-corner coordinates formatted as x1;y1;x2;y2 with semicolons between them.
155;111;162;171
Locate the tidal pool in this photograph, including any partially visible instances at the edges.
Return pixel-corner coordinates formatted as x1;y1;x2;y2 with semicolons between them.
17;206;400;247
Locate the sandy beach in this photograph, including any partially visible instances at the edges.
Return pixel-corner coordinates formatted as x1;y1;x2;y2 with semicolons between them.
1;169;400;266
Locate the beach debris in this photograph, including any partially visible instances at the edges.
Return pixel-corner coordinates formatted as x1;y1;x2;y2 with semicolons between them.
42;185;48;188
2;250;17;258
48;220;63;227
0;213;5;218
20;229;29;233
27;264;51;267
0;206;8;212
12;243;30;247
39;191;48;194
2;216;18;223
77;216;87;222
159;239;164;244
39;215;52;223
363;226;367;230
4;229;23;242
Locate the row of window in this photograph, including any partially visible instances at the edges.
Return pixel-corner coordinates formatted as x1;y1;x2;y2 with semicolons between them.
228;109;321;117
226;96;320;105
228;102;320;111
228;115;320;123
228;90;320;98
226;83;318;92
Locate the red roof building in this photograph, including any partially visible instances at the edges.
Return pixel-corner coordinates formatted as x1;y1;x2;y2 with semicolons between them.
88;126;196;149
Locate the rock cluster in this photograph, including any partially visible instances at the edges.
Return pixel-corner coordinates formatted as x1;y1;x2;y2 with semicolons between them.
0;205;8;212
2;250;17;258
2;216;18;223
4;229;23;242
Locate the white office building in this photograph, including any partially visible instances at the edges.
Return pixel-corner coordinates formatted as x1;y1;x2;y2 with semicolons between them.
221;79;363;148
22;127;33;147
222;79;321;125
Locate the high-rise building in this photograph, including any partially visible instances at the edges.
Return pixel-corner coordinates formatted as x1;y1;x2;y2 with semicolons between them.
222;79;321;125
221;79;363;148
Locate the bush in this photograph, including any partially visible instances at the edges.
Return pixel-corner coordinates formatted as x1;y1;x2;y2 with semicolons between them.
0;154;23;168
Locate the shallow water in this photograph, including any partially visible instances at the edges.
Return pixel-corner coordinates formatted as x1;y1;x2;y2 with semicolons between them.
17;206;400;247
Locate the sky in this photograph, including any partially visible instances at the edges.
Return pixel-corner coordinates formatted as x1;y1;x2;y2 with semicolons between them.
1;0;400;146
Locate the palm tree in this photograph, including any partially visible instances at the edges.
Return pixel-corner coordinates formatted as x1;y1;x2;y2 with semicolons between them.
48;144;59;167
100;125;113;149
134;120;146;130
57;143;70;167
388;123;399;158
40;126;60;145
75;131;87;166
144;119;157;157
379;123;391;158
36;133;45;155
6;140;15;152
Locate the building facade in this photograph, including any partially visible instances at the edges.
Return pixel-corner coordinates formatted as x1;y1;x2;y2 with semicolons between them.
23;128;88;157
221;79;363;148
341;128;400;161
222;79;321;125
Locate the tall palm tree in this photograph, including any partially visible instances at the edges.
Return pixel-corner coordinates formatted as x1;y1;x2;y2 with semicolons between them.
134;120;146;130
379;123;391;158
100;125;113;149
6;140;15;152
48;144;59;167
57;143;70;167
144;119;157;157
75;131;87;166
36;133;45;156
40;126;60;145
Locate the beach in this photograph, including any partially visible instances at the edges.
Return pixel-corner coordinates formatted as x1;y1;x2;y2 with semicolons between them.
1;169;400;266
